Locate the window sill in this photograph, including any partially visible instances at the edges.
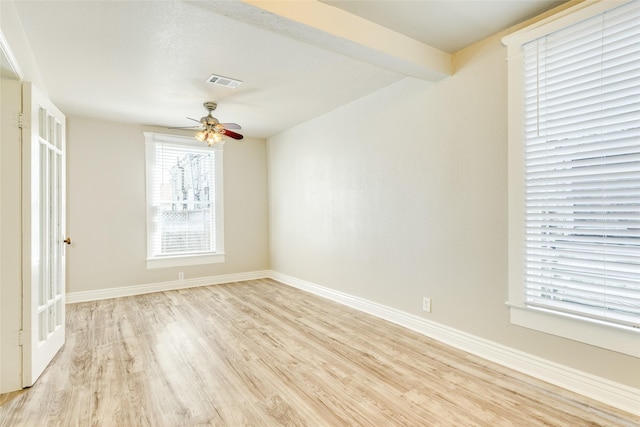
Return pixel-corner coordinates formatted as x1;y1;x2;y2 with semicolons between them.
146;253;225;269
507;304;640;358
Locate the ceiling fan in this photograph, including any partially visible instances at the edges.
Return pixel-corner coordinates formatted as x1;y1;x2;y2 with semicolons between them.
175;102;243;146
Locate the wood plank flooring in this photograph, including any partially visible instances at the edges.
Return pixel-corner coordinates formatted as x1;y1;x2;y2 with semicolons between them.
1;279;638;426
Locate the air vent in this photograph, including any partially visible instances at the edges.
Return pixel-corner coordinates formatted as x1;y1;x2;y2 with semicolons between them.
206;74;242;89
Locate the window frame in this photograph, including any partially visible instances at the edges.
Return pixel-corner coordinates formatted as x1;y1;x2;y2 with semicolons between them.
503;0;639;357
144;132;225;269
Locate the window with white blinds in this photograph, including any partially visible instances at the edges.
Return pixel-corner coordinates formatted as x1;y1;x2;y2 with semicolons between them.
145;132;224;268
521;0;639;329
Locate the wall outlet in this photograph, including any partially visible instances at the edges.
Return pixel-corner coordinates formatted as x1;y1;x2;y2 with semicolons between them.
178;272;184;280
422;297;432;313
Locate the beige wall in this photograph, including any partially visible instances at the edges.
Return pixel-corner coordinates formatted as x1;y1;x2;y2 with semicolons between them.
267;33;640;388
1;0;41;394
3;0;637;398
66;117;269;293
0;71;22;394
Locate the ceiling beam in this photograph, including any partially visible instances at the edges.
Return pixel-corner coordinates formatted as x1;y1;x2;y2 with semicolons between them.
206;0;452;81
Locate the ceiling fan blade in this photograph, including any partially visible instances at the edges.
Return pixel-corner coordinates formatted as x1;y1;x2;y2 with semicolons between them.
187;117;202;123
221;122;241;130
168;126;201;129
221;129;244;140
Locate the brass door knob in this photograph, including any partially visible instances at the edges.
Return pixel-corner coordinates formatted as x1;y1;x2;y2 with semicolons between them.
64;237;72;245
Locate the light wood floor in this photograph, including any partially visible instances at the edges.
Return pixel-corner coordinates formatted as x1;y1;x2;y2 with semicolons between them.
1;279;638;426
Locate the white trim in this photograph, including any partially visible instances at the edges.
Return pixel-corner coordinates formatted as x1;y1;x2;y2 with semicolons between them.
509;304;640;358
146;253;225;269
0;30;24;80
65;270;270;303
270;271;640;417
502;0;630;48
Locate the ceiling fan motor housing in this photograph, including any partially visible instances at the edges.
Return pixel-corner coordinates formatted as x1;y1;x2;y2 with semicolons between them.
201;102;220;125
202;115;219;125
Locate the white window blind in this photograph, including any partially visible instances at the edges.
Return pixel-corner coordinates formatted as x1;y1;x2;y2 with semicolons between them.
522;0;640;328
147;139;217;258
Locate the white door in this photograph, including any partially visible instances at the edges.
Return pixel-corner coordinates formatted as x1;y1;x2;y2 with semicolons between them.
22;82;67;387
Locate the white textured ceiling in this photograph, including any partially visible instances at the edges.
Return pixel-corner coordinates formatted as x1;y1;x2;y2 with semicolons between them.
13;0;567;139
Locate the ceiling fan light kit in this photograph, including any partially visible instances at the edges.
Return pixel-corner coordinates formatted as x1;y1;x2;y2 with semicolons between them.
195;128;224;146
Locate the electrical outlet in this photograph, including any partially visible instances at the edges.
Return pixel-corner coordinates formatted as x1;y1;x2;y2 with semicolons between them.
178;272;184;280
422;297;432;313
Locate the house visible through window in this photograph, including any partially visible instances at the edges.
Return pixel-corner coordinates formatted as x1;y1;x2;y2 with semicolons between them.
144;132;224;268
503;0;639;357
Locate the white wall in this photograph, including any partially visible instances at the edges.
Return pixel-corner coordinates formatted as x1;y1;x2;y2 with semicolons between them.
267;34;640;388
66;117;269;293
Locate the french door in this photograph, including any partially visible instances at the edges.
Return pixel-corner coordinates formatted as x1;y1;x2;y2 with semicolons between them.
22;83;67;386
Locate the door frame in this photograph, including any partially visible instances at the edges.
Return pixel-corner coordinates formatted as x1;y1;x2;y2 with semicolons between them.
0;30;24;394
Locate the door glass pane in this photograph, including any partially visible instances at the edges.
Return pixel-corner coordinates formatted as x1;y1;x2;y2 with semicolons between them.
38;310;46;341
47;305;54;334
39;144;48;306
55;121;61;150
38;107;47;140
56;299;63;328
48;115;55;146
49;148;58;300
55;152;62;296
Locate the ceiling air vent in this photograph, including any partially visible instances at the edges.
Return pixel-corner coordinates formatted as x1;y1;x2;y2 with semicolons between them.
206;74;242;89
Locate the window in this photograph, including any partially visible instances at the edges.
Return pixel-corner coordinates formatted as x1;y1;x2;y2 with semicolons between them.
144;132;224;268
503;0;639;356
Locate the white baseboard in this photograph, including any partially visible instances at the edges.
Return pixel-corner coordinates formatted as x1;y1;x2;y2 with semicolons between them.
65;270;271;303
269;270;640;417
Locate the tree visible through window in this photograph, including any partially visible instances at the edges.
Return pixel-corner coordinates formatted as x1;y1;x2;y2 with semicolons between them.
145;132;224;267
